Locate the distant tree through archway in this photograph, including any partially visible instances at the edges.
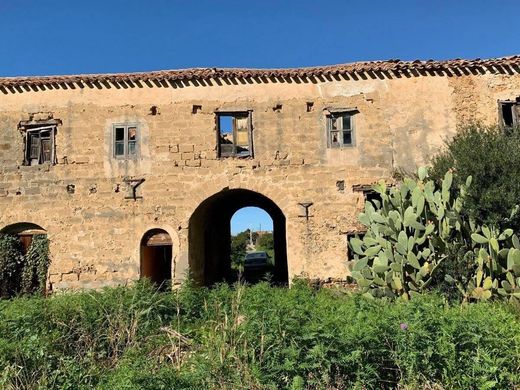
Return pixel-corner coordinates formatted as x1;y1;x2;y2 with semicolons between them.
188;189;288;286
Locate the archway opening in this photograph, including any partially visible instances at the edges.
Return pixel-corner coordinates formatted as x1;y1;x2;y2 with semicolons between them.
188;189;288;286
231;207;275;283
0;222;49;297
0;222;47;254
140;229;172;289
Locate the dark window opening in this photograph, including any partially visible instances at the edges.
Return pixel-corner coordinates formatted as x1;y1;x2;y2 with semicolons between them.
364;190;383;208
352;184;386;208
502;103;515;127
24;126;56;166
499;99;520;130
113;124;139;158
217;112;253;158
327;111;356;148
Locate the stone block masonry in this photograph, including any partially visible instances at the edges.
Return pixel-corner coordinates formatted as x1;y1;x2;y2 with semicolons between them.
1;56;520;290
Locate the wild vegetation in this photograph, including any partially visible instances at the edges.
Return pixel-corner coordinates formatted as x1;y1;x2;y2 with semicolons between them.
348;168;520;302
3;124;520;388
2;280;520;389
231;229;274;269
430;124;520;232
0;234;50;298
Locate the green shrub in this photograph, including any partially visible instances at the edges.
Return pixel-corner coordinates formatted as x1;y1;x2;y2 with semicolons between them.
21;234;50;295
0;234;24;298
1;281;520;389
430;124;520;232
0;233;50;298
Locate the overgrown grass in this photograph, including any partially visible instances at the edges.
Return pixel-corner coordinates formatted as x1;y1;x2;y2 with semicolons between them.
1;280;520;389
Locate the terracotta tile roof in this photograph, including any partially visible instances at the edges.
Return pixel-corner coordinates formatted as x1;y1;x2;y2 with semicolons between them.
1;55;519;93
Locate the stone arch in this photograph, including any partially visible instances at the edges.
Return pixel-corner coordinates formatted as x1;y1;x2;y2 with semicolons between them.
1;222;47;254
140;228;173;288
188;188;288;286
0;222;49;297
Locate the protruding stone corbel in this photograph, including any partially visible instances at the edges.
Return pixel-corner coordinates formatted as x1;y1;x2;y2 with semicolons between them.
124;178;145;200
298;201;314;221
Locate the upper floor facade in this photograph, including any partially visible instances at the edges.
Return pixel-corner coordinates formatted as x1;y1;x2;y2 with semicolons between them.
2;56;520;182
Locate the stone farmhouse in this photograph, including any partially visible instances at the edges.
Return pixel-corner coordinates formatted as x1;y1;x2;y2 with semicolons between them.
1;56;520;290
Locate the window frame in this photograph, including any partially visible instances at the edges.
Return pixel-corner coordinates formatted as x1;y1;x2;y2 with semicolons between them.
23;125;57;166
326;110;357;148
112;123;139;159
216;111;253;158
498;99;520;130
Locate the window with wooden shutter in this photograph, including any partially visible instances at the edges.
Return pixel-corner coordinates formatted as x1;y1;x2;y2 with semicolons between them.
499;98;520;130
24;126;56;165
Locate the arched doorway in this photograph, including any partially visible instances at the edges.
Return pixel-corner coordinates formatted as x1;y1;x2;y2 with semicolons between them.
0;222;47;254
140;229;172;288
0;222;49;297
188;189;288;286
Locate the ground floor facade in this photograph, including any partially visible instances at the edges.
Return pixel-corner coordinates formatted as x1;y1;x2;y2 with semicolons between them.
0;163;381;290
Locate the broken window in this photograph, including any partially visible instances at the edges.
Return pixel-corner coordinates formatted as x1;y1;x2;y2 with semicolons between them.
364;190;383;208
216;112;253;158
352;184;385;208
113;124;138;158
498;98;520;129
327;111;356;148
24;126;56;166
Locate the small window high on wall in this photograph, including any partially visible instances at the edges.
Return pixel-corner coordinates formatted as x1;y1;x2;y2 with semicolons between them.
113;124;138;159
326;109;358;148
498;98;520;129
24;126;56;165
216;112;253;158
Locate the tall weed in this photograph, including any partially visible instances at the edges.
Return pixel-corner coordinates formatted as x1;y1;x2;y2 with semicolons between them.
1;280;520;389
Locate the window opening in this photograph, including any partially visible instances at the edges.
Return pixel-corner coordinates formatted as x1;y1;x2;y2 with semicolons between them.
364;190;383;207
217;112;252;157
114;124;139;158
498;99;520;129
327;112;355;148
24;126;56;166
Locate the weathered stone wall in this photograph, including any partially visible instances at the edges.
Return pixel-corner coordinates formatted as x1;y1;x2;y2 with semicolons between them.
1;70;520;290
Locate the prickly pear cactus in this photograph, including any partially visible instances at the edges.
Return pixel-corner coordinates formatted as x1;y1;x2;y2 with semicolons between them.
348;168;472;300
467;226;520;301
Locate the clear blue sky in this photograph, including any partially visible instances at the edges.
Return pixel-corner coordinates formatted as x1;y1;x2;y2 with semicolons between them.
231;207;273;235
1;0;517;231
0;0;518;77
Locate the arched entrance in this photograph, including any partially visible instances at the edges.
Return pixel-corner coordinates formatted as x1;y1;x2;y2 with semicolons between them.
140;229;172;288
0;222;47;254
188;189;288;286
0;222;49;297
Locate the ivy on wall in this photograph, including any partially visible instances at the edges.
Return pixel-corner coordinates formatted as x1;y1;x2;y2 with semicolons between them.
0;234;24;297
0;233;50;298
